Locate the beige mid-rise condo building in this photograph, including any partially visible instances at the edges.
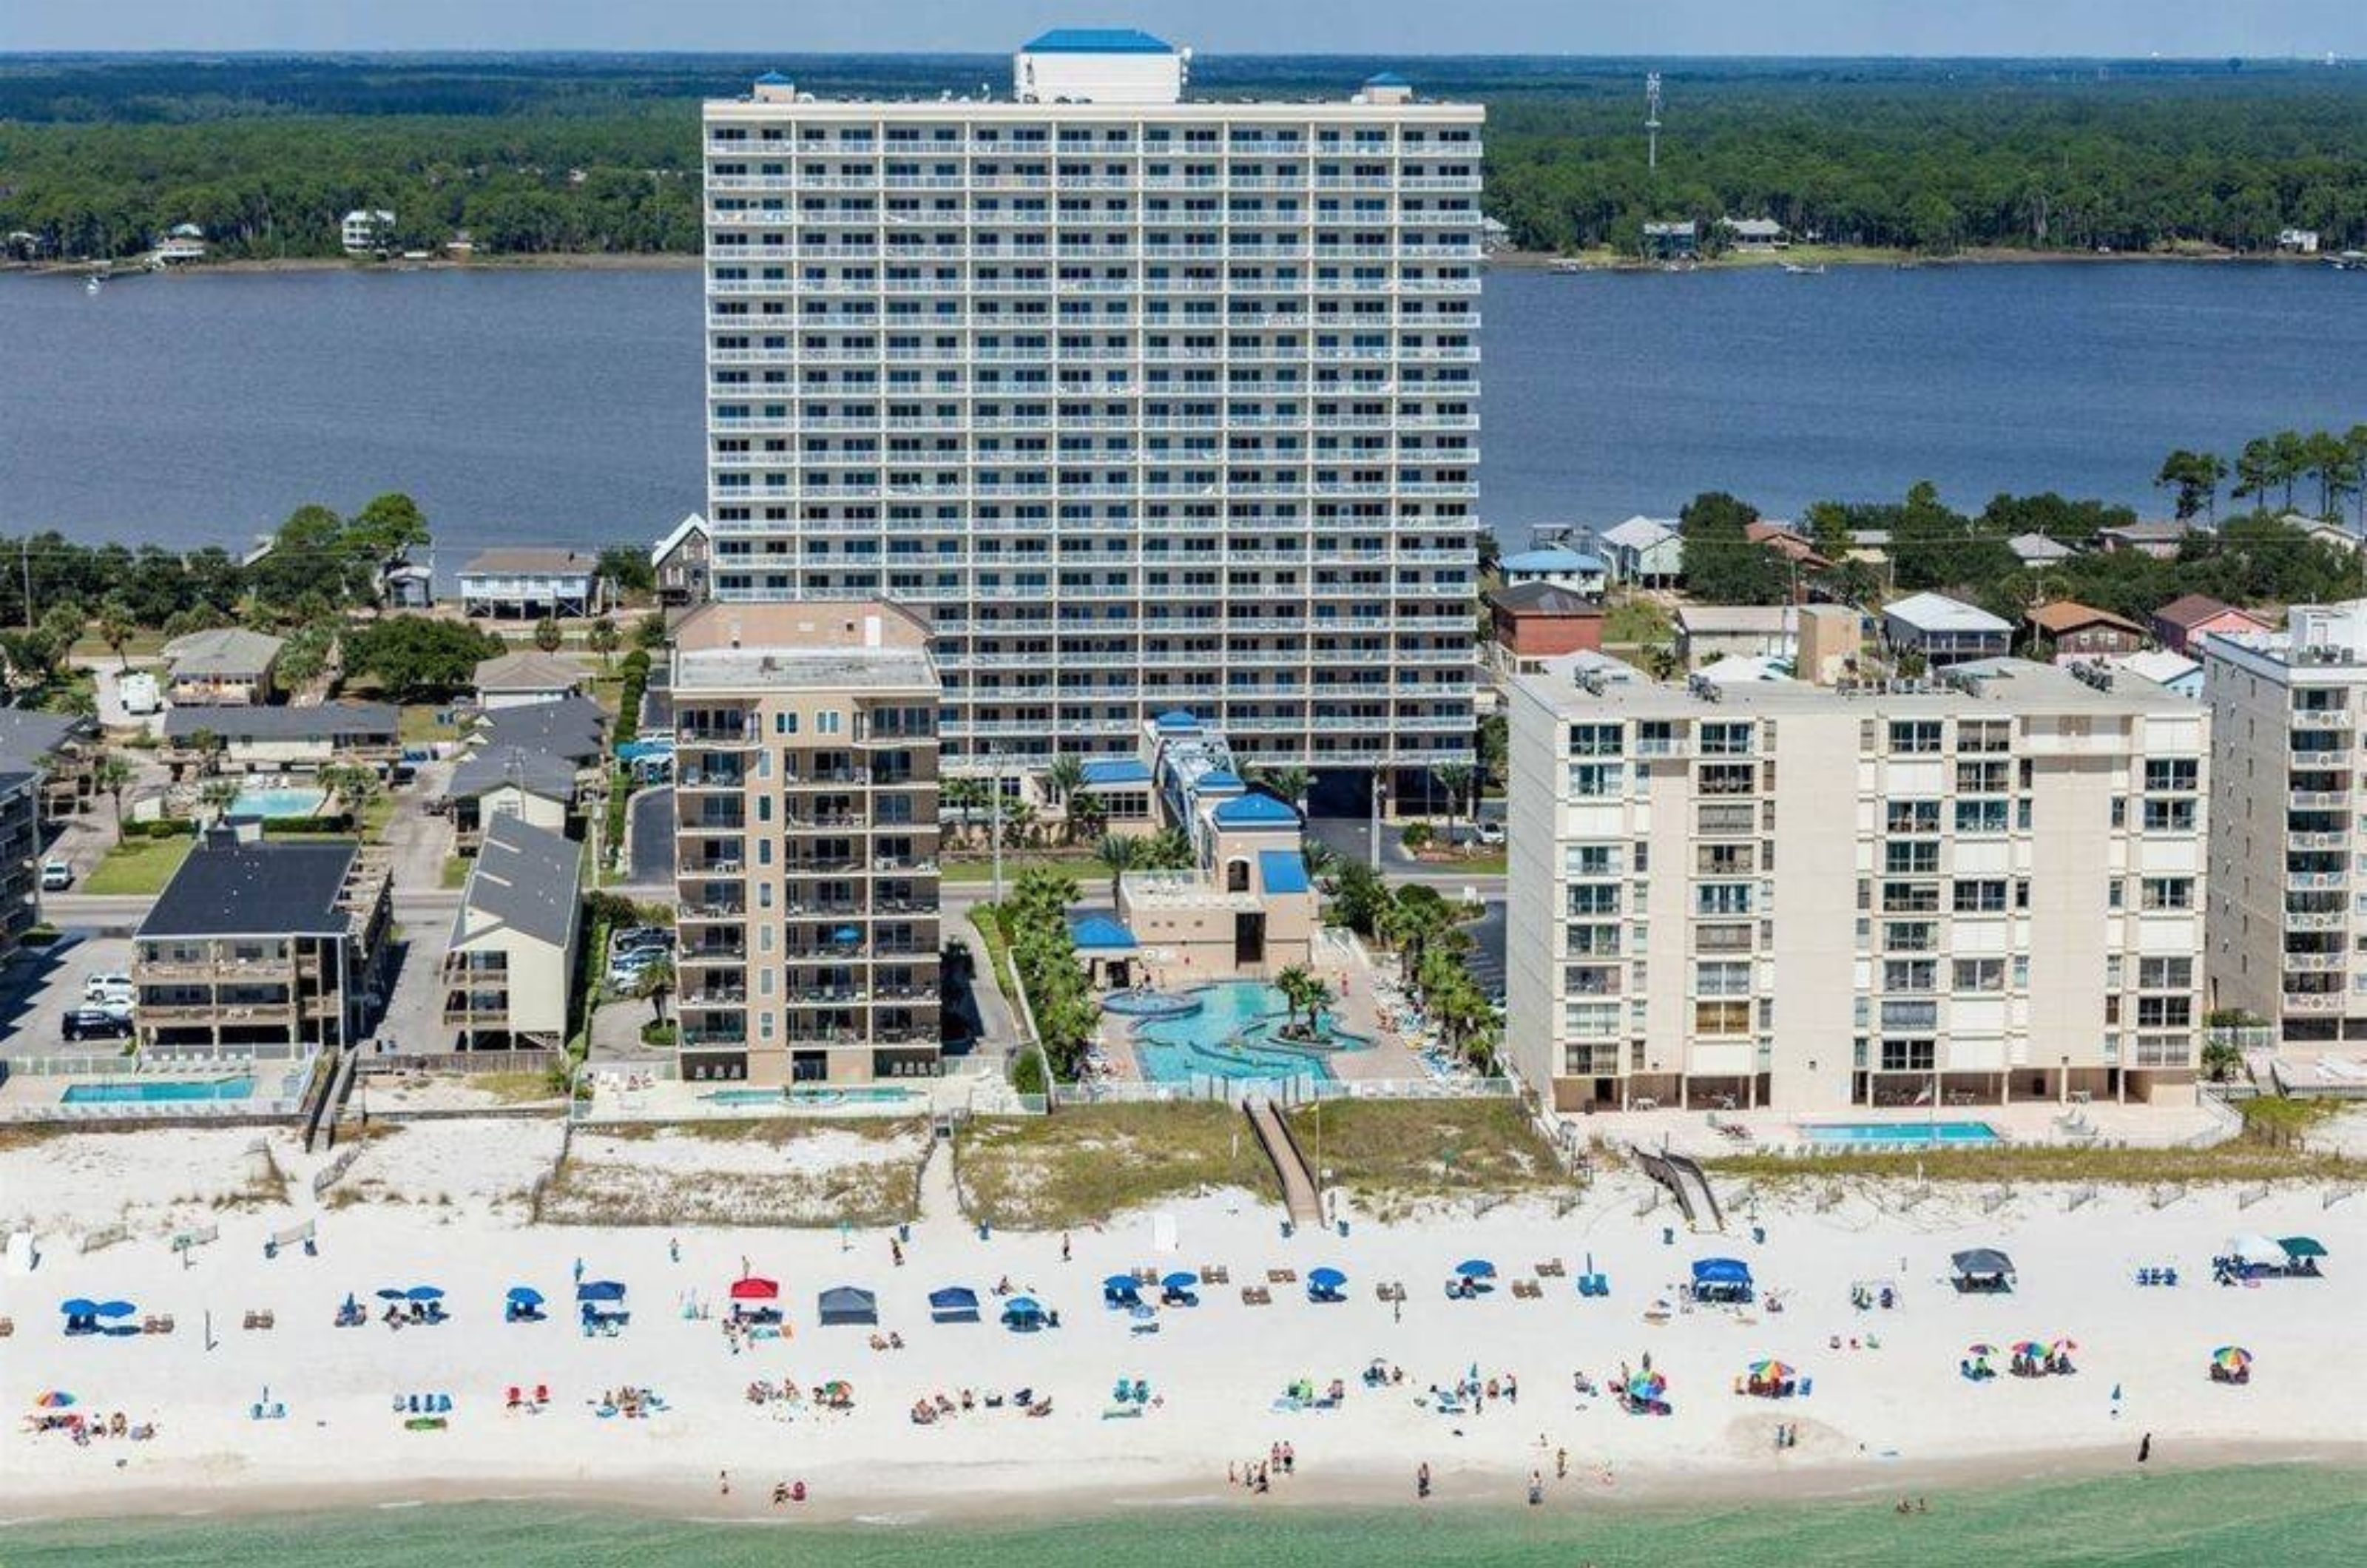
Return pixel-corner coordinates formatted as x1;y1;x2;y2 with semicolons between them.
1505;658;2209;1113
2202;600;2367;1044
670;601;942;1084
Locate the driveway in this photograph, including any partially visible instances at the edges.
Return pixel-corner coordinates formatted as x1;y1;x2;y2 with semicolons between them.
382;760;454;893
627;785;674;883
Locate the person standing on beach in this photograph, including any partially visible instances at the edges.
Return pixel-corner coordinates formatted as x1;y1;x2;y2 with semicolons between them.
1061;1232;1072;1262
2138;1433;2152;1465
1417;1461;1431;1499
1556;1447;1568;1479
719;1469;730;1496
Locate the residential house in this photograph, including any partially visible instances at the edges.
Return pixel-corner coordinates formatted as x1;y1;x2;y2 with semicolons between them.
441;815;583;1050
476;696;607;766
473;651;586;712
1744;520;1832;577
340;209;394;254
1880;592;2012;669
2152;594;2272;657
0;708;96;821
380;559;434;609
1641;220;1698;260
2027;601;2147;659
163;701;399;777
155;223;207;263
1596;516;1684;587
1497;547;1607;595
1486;582;1606;669
2278;228;2321;255
2008;533;2077;568
2108;649;2204;700
1717;215;1787;251
2096;521;2194;560
443;745;578;854
1675;605;1796;665
133;828;393;1051
458;549;604;621
161;628;283;706
652;513;712;607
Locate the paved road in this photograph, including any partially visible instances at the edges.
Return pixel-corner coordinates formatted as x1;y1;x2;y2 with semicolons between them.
44;890;462;933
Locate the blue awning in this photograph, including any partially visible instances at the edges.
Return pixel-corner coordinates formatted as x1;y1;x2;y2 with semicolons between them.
576;1280;627;1303
929;1286;979;1311
1069;912;1139;952
1692;1257;1752;1285
1259;848;1311;894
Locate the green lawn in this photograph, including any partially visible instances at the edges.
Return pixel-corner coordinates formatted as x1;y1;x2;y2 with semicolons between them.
84;834;195;894
441;854;473;888
1602;598;1674;646
398;704;460;746
941;853;1101;886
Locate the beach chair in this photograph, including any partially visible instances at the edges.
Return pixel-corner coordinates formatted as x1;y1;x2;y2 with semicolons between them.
1536;1259;1566;1278
1267;1268;1297;1285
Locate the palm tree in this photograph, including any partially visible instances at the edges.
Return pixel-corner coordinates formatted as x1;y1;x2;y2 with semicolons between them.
1301;974;1334;1034
1002;800;1038;850
941;777;989;848
334;765;384;834
185;726;222;779
199;778;240;824
96;600;136;672
633;956;675;1024
533;618;564;654
1256;763;1310;814
1434;762;1475;854
1142;826;1193;871
1274;964;1314;1033
1095;831;1141;908
1044;754;1087;842
1301;838;1340;888
587;617;621;671
93;754;134;845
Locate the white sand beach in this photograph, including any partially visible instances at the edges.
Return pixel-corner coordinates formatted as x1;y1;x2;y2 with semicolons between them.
2;1119;2363;1524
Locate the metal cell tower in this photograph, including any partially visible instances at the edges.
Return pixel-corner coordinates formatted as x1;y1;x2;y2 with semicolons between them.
1645;72;1663;171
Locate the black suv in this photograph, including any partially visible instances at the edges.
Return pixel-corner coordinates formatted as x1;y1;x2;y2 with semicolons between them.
63;1007;133;1041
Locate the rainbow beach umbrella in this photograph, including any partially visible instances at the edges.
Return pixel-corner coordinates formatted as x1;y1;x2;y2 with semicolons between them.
2212;1346;2252;1371
2010;1339;2047;1359
1627;1371;1667;1401
33;1390;75;1409
2050;1338;2079;1357
1747;1359;1795;1382
1965;1343;1996;1358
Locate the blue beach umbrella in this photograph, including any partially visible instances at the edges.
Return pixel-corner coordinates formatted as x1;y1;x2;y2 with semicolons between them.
376;1288;407;1302
59;1298;98;1317
1161;1271;1199;1291
577;1280;627;1303
1455;1259;1497;1279
1309;1267;1348;1290
406;1285;445;1302
506;1287;544;1307
93;1301;136;1318
1103;1274;1140;1293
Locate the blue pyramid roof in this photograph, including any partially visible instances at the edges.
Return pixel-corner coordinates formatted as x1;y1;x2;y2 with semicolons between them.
1196;769;1246;794
1068;911;1139;950
1154;709;1201;731
1365;71;1410;86
1212;792;1299;828
754;71;791;84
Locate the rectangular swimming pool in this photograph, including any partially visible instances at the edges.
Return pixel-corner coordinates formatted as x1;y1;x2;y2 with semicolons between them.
63;1076;255;1104
230;787;326;820
1800;1120;2002;1148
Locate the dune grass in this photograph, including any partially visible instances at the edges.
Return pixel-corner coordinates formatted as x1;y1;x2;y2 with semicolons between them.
1701;1126;2366;1188
956;1104;1277;1230
1286;1099;1576;1219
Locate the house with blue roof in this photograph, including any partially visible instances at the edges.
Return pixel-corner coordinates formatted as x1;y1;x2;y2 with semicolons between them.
1499;546;1607;596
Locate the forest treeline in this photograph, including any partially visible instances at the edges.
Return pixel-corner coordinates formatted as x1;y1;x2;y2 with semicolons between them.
2;55;2363;260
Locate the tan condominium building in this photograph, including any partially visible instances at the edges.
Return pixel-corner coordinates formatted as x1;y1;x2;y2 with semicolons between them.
2201;600;2367;1044
699;29;1482;801
1504;658;2209;1115
670;601;942;1084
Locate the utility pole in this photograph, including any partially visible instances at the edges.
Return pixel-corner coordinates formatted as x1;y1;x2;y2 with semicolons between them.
1645;73;1663;173
20;538;33;629
1368;769;1383;869
989;748;1004;902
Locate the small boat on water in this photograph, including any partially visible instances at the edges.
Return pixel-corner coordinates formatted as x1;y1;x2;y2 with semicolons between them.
84;274;102;295
1547;258;1587;274
1781;262;1827;276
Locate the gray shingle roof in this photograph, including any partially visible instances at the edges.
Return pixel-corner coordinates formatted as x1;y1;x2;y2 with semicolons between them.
457;816;581;949
473;651;584;693
446;745;579;802
0;708;90;770
476;696;606;763
162;627;283;678
461;548;600;577
138;838;358;939
163;700;399;743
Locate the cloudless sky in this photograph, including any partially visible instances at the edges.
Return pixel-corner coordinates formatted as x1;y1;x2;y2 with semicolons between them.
4;0;2363;58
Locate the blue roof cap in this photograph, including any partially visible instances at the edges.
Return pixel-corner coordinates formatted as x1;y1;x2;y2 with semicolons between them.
1258;848;1311;894
1154;709;1202;731
1196;769;1246;794
1024;27;1173;53
1365;72;1410;86
1079;758;1152;788
754;70;791;84
1069;911;1139;951
1213;792;1298;828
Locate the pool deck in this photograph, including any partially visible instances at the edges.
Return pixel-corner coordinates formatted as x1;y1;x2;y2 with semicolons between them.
1092;950;1427;1085
1544;1099;2224;1160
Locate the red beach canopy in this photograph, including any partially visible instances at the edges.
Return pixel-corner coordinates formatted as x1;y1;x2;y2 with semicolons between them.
729;1277;780;1301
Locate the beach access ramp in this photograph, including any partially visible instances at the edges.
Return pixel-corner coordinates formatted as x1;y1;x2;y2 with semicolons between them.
1244;1095;1323;1226
1633;1145;1725;1231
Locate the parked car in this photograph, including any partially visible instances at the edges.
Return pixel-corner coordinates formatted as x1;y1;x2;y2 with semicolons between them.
63;1007;133;1041
84;973;132;1004
1476;822;1505;848
612;927;673;956
40;860;73;891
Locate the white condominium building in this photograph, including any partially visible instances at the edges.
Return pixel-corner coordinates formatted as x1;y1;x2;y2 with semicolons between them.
2202;600;2367;1044
700;30;1482;800
1504;660;2209;1114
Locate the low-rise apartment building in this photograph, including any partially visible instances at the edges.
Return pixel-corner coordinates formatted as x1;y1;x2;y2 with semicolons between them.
670;601;942;1084
2203;601;2367;1044
1506;658;2209;1113
133;830;394;1051
163;701;400;776
442;815;584;1050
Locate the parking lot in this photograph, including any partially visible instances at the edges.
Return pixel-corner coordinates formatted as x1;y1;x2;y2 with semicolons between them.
0;932;139;1064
